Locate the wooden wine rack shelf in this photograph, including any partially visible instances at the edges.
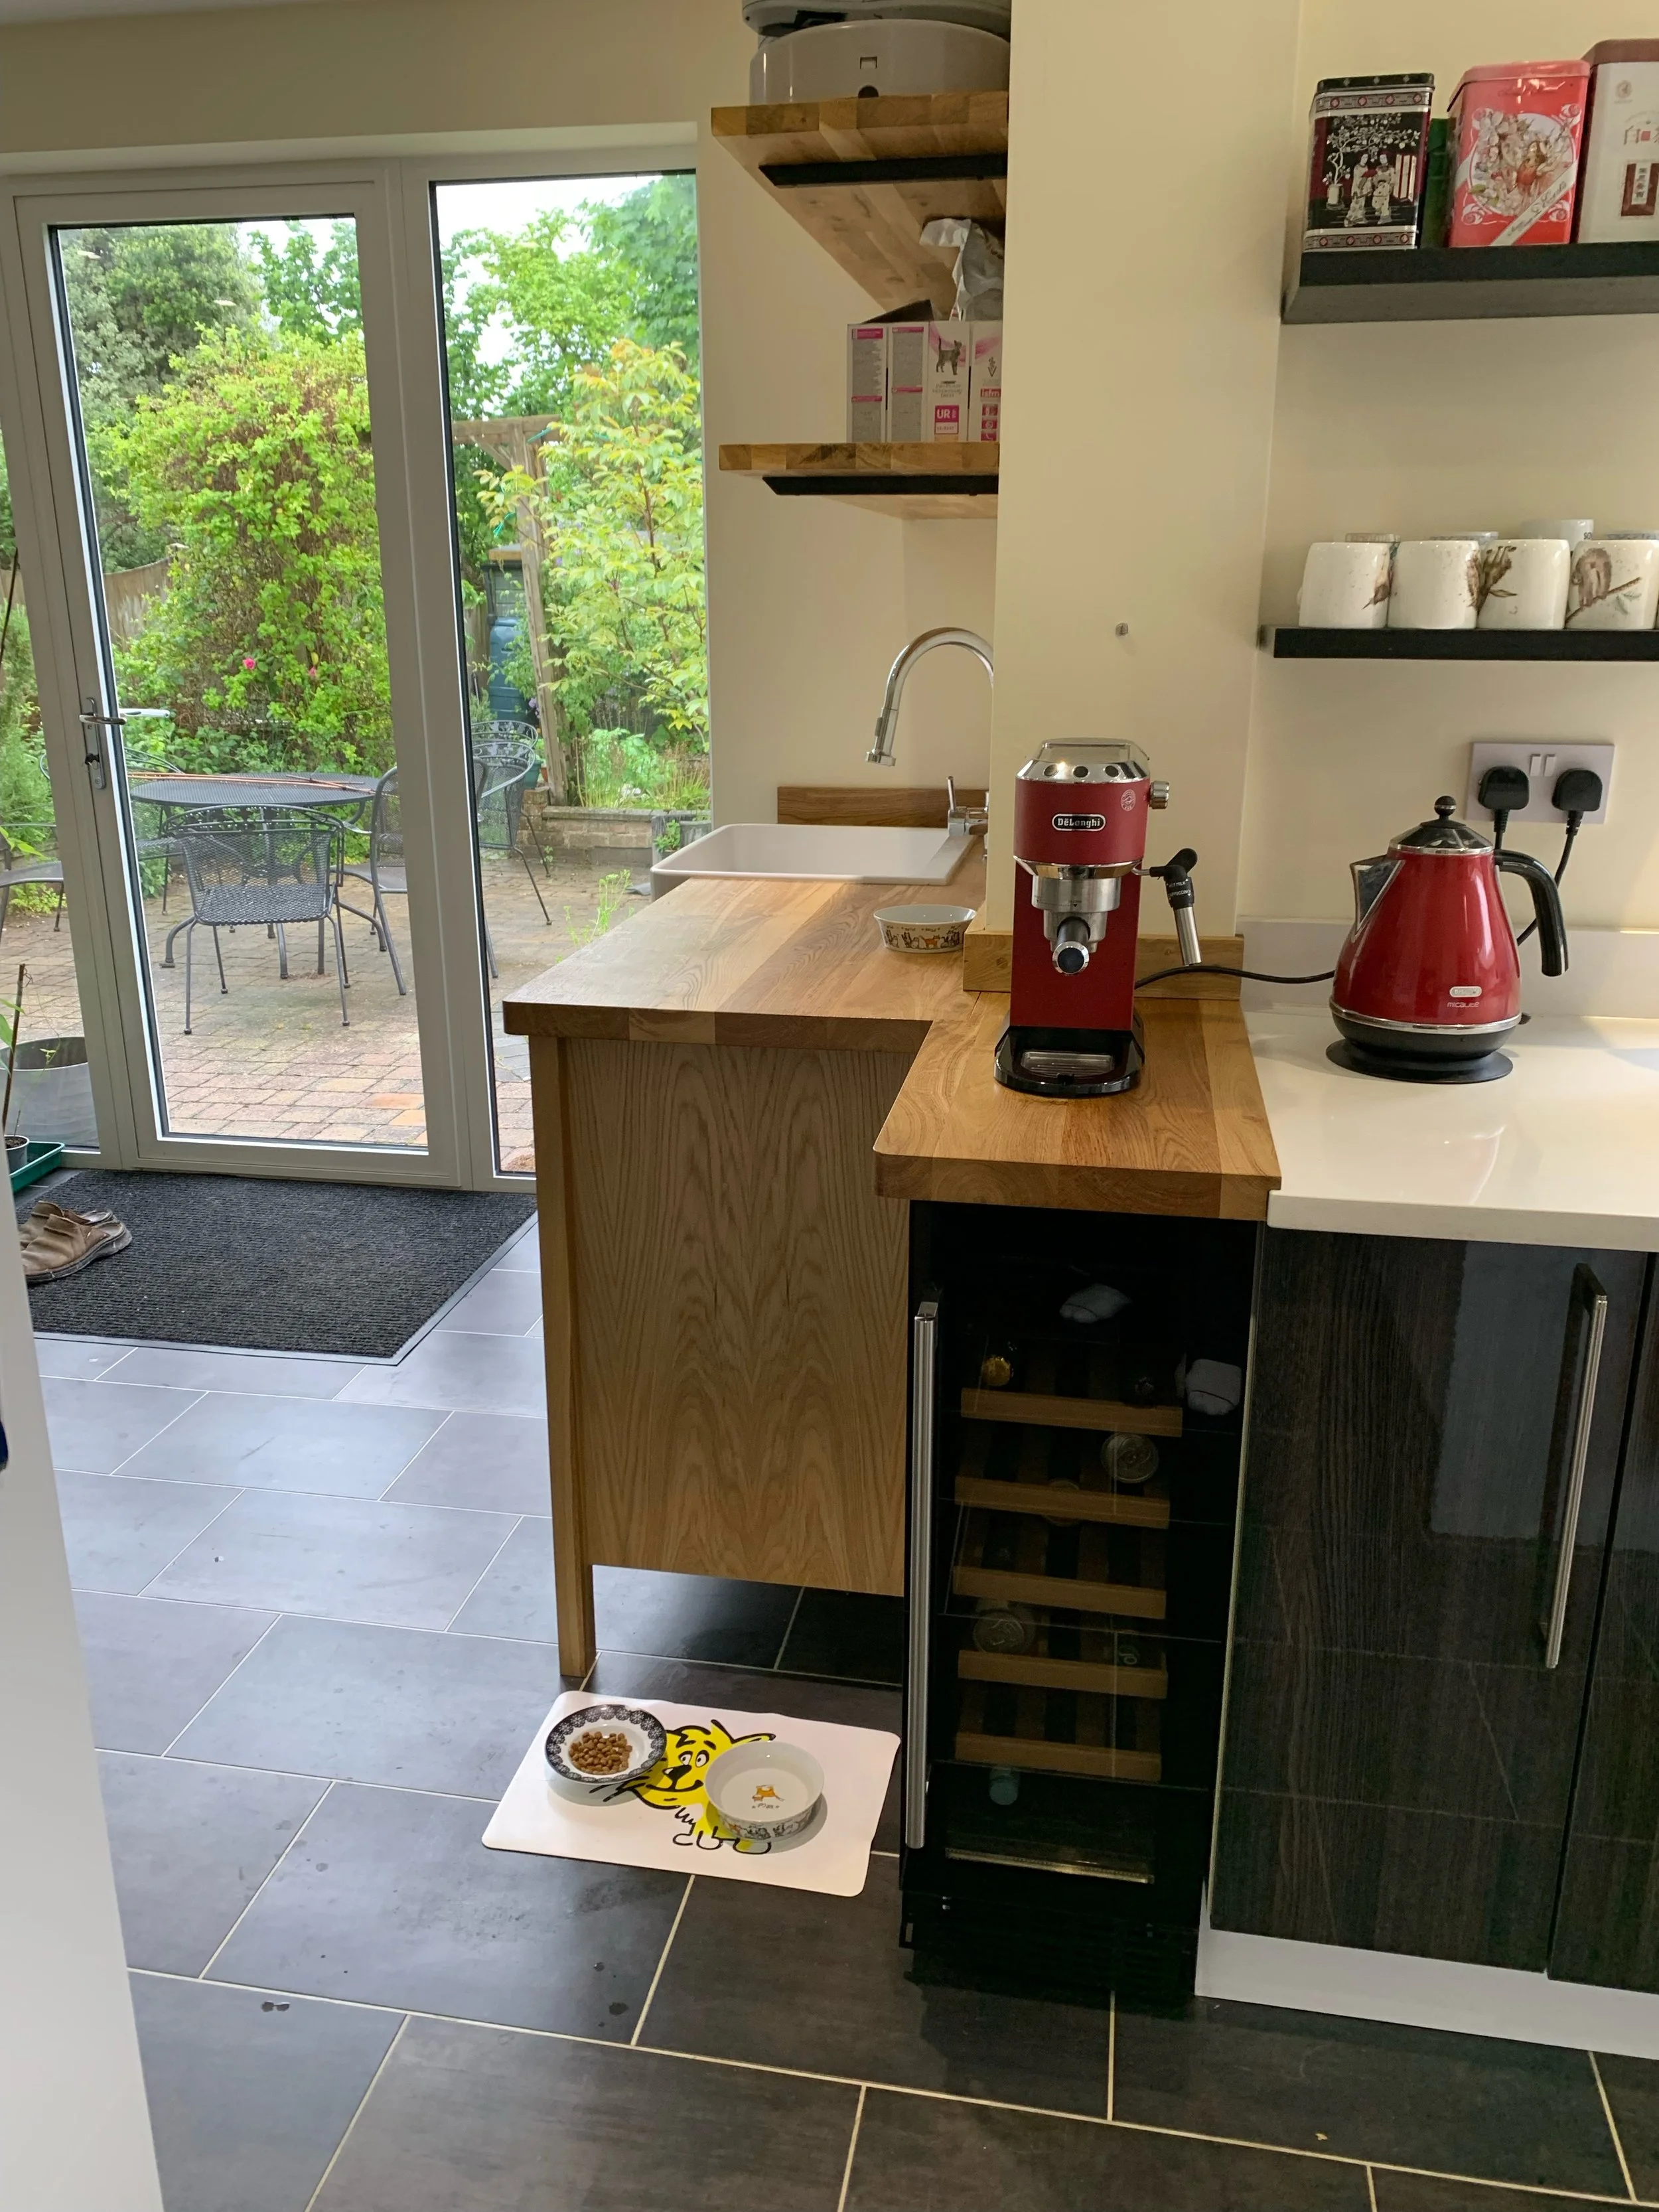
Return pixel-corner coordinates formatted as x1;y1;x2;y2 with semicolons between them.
954;1423;1171;1531
962;1343;1183;1438
953;1510;1167;1622
956;1680;1163;1783
959;1627;1168;1701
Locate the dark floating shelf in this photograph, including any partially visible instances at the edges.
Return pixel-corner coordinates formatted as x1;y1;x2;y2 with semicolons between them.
1268;627;1659;662
1284;242;1659;325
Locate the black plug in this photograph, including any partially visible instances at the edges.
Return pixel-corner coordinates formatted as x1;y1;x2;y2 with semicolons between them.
1553;767;1603;819
1478;763;1531;849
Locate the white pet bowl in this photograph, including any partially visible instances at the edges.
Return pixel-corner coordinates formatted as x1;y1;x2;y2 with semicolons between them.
873;903;976;953
705;1738;826;1842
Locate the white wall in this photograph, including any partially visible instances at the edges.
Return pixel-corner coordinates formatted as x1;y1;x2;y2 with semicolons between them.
0;1228;161;2211
0;0;997;828
1241;0;1659;926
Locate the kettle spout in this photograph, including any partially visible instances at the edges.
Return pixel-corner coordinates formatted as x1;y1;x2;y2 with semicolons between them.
1351;855;1398;925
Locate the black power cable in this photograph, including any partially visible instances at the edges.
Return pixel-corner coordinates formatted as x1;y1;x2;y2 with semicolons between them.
1516;767;1601;948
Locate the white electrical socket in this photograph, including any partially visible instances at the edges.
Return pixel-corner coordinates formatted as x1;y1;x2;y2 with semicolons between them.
1465;740;1614;827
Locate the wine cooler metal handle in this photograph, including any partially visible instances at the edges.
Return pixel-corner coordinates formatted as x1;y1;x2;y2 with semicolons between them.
904;1299;939;1851
1544;1271;1609;1672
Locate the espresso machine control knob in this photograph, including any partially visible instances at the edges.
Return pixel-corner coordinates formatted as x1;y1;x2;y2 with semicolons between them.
1148;780;1171;809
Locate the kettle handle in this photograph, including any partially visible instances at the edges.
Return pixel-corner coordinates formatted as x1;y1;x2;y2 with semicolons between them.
1496;849;1568;978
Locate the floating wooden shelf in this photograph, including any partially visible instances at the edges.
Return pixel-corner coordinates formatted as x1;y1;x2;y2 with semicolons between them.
953;1509;1167;1622
1267;626;1659;662
719;442;997;520
959;1627;1168;1701
1283;242;1659;325
956;1679;1162;1783
711;92;1008;313
955;1423;1171;1530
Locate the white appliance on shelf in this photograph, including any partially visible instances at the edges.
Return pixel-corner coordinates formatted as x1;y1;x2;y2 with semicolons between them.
743;1;1011;103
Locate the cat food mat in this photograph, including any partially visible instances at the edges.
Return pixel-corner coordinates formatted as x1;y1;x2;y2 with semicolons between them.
484;1694;899;1897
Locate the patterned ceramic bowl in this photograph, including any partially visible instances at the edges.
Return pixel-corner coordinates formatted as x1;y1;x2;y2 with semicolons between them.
705;1738;826;1841
544;1702;666;1800
873;904;977;954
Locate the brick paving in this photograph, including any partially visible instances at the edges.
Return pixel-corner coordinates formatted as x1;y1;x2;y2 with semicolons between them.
0;849;644;1175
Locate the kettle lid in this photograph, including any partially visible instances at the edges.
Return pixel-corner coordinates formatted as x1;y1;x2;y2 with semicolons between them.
1389;795;1491;855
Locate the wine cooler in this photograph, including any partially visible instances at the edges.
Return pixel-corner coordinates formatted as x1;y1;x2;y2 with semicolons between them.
900;1201;1258;2006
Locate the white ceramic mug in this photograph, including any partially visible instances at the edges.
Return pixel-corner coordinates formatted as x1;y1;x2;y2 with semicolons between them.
1566;538;1659;629
1298;540;1392;628
1389;539;1479;630
1517;518;1594;544
1476;539;1570;630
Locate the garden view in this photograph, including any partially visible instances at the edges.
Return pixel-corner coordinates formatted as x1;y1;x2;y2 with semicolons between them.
0;171;705;1168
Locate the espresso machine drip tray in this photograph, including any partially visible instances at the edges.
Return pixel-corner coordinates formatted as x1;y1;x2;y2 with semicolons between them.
995;1021;1145;1099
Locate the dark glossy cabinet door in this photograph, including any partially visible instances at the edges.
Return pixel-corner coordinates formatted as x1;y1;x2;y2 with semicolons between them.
1212;1229;1646;1972
1554;1308;1659;1990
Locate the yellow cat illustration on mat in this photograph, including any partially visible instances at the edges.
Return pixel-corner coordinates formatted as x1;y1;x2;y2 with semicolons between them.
622;1717;776;1852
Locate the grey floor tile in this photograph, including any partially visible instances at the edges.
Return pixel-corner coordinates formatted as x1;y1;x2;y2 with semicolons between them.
594;1568;802;1668
131;1971;401;2212
1592;2051;1659;2199
780;1588;906;1684
73;1589;275;1752
145;1488;516;1630
32;1334;131;1379
313;2015;855;2212
437;1268;541;1337
56;1469;240;1595
384;1411;551;1516
588;1655;902;1850
489;1229;540;1274
1372;2174;1615;2210
1112;1999;1626;2195
100;1751;326;1974
644;1857;1109;2115
119;1393;443;1498
173;1614;562;1798
110;1345;362;1398
447;1516;557;1643
847;2092;1368;2211
42;1374;201;1473
211;1782;684;2035
336;1329;544;1417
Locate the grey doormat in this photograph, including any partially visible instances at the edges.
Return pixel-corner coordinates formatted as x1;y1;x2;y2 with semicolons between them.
16;1171;536;1357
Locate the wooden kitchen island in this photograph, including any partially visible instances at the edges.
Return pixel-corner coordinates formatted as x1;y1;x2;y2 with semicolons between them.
502;860;1279;1675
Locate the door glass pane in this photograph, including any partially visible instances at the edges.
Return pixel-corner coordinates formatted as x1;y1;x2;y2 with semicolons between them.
52;217;426;1149
433;173;708;1173
0;425;92;1148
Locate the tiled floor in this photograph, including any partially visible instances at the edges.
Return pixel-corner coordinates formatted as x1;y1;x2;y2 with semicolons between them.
38;1214;1659;2210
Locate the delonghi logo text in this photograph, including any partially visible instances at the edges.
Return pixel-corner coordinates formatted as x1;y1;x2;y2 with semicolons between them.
1052;812;1107;832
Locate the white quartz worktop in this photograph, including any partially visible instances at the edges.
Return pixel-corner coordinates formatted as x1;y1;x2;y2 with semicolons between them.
1248;1009;1659;1252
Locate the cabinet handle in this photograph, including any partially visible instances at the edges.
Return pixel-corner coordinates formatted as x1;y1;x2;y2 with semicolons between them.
904;1299;939;1851
1544;1272;1609;1672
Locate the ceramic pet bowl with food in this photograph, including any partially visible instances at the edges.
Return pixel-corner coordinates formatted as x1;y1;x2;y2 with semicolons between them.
544;1703;666;1803
704;1737;826;1842
873;903;976;954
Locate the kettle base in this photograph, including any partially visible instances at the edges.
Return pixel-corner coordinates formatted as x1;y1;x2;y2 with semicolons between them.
1327;1039;1512;1084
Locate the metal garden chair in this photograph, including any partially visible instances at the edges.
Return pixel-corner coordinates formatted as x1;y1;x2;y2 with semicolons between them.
471;725;552;925
0;824;64;942
173;808;350;1033
336;765;409;995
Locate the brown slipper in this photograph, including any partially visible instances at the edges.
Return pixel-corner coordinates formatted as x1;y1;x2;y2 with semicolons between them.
20;1205;131;1283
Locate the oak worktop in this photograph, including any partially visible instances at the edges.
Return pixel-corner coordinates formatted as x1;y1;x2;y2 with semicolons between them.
503;866;1281;1222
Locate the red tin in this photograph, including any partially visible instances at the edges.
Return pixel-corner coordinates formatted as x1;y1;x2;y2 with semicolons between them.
1449;58;1590;246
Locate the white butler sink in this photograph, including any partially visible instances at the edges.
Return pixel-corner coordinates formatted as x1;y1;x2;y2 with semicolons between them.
649;821;973;899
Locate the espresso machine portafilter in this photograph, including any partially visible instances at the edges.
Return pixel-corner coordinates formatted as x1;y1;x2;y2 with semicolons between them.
994;740;1202;1099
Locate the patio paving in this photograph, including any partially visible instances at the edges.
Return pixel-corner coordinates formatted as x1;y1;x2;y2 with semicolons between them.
0;845;644;1173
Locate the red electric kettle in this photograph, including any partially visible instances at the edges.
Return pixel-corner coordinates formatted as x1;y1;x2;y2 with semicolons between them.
1329;796;1567;1084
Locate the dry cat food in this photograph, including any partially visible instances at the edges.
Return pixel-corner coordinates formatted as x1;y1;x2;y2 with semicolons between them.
566;1728;634;1776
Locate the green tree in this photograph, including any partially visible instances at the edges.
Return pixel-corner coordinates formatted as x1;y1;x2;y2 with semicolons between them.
60;224;259;569
248;220;363;340
107;329;390;771
587;175;699;368
487;340;706;787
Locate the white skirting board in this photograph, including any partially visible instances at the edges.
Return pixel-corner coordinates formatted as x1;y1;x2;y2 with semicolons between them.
1196;1907;1659;2060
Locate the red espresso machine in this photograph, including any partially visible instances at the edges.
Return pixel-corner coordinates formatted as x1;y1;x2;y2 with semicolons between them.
995;740;1202;1098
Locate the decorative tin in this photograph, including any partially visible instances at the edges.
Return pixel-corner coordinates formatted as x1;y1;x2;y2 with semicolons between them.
1577;42;1659;243
1304;74;1435;253
1449;59;1590;247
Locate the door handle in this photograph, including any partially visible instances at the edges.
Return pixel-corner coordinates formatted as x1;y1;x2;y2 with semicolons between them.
78;698;122;791
904;1299;939;1852
1544;1269;1610;1671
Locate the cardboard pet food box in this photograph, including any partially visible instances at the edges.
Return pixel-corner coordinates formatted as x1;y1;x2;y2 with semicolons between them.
968;323;1001;443
846;323;889;440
